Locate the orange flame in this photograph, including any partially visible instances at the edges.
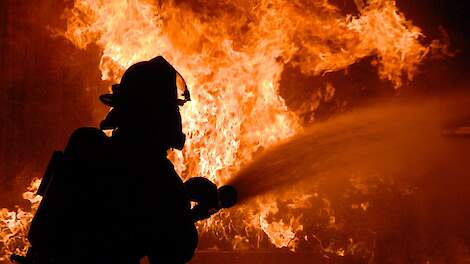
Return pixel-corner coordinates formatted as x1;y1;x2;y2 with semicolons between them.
60;0;438;183
0;179;41;262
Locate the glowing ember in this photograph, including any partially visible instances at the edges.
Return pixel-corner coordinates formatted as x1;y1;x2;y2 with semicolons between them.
0;0;446;262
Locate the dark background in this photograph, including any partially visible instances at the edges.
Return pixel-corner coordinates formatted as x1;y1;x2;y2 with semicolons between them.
0;0;469;208
0;0;108;207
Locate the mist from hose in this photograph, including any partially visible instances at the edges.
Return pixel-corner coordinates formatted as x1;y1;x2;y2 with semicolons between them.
228;95;470;204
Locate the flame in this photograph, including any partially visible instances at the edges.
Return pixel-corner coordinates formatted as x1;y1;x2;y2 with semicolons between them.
0;179;41;262
0;0;445;262
59;0;438;185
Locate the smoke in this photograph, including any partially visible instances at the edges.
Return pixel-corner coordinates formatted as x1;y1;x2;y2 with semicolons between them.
228;94;470;204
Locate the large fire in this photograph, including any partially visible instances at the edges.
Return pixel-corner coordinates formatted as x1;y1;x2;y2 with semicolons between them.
0;0;449;262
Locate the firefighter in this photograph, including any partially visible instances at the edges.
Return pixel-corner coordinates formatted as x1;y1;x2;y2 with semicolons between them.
18;56;197;264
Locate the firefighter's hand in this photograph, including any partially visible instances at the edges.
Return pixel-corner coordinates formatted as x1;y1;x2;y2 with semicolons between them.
191;206;219;222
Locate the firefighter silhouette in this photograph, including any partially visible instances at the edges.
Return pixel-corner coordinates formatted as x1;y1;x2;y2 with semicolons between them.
14;56;198;264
